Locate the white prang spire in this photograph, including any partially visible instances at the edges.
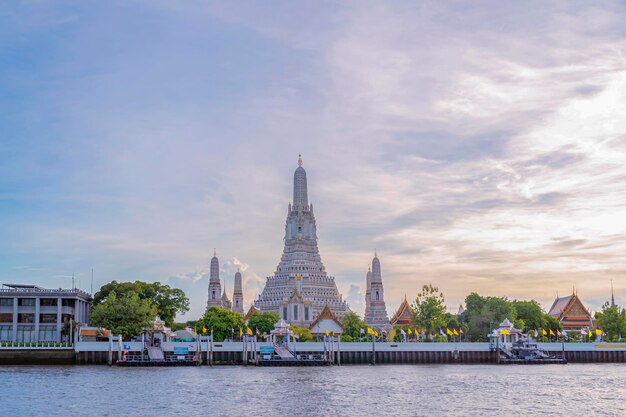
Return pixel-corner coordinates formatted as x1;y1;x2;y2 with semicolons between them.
207;250;224;310
293;154;308;209
233;267;244;315
364;251;390;329
364;265;372;319
255;157;348;326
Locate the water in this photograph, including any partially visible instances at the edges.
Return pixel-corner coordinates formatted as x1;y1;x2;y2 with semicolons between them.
1;365;625;416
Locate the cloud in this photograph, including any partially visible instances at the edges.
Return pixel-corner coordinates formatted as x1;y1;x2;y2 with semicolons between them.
1;1;625;319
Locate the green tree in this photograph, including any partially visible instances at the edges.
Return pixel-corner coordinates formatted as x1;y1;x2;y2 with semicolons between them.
247;312;280;335
445;313;460;331
89;293;157;340
462;293;517;342
93;281;189;326
341;311;368;339
196;307;245;341
170;322;188;332
289;325;312;341
512;300;544;331
411;284;447;335
596;302;626;342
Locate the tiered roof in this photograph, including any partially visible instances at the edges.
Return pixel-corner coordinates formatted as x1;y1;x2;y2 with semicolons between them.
310;305;343;329
547;292;594;330
244;305;260;321
389;296;413;326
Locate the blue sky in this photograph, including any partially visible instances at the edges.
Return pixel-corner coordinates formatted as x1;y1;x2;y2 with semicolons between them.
2;1;626;320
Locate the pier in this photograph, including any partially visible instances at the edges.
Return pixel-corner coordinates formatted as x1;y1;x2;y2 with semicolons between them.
69;339;626;365
3;339;626;365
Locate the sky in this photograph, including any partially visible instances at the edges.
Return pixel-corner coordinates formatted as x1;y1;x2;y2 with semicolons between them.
1;1;625;321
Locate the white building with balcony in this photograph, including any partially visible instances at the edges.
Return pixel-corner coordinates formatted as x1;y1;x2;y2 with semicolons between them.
0;284;92;343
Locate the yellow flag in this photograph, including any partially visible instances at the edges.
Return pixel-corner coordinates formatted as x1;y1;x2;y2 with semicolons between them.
408;328;413;335
331;330;335;336
549;329;555;336
453;329;459;336
542;329;547;336
367;327;373;335
446;328;452;336
595;329;602;335
374;330;379;337
247;327;253;336
325;329;329;336
239;328;243;337
202;327;207;334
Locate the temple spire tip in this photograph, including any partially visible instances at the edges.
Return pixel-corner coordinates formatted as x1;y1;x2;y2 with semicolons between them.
298;153;302;167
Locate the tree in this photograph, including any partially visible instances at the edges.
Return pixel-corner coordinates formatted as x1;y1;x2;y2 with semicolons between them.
247;312;280;335
289;325;312;341
596;302;626;342
196;307;245;341
461;293;517;342
93;281;189;327
89;293;157;340
170;322;188;332
542;314;562;333
512;300;544;331
341;311;368;339
411;284;447;336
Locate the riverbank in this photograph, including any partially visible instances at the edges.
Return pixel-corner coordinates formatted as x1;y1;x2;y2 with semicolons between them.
2;341;626;365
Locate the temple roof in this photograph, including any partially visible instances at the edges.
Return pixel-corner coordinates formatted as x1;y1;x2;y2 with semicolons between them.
309;305;342;330
244;305;260;321
390;296;413;325
548;293;591;319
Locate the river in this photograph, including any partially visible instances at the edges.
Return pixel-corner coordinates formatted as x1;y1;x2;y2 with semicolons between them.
1;364;624;416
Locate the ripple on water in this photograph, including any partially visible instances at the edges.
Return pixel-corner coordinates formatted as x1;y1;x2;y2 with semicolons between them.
1;365;626;417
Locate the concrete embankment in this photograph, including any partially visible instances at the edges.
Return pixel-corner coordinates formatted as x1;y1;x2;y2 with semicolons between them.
3;342;626;365
0;349;76;365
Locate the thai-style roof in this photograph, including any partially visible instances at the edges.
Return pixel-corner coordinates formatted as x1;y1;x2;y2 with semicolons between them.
548;293;591;318
389;296;413;326
244;305;260;321
309;305;343;330
547;292;594;330
285;287;306;304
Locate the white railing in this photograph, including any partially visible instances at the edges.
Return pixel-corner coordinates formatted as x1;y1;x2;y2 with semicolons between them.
0;341;73;349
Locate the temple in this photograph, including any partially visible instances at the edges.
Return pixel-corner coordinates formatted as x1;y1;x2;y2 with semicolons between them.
232;268;244;315
390;296;413;326
206;250;224;309
364;266;372;319
255;156;349;325
547;291;594;331
364;252;390;329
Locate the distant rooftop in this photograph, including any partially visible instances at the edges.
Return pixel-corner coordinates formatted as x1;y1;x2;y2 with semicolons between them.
2;283;44;290
0;283;92;299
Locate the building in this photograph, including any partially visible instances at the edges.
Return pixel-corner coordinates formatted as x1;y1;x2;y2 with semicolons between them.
232;268;244;315
0;283;92;343
206;250;224;310
547;291;594;331
309;305;343;337
255;155;349;326
389;296;413;326
364;252;390;329
364;266;372;319
493;318;523;344
221;285;232;311
244;305;260;321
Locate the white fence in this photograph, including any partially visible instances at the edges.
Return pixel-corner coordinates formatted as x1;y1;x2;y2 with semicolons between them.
73;341;626;353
